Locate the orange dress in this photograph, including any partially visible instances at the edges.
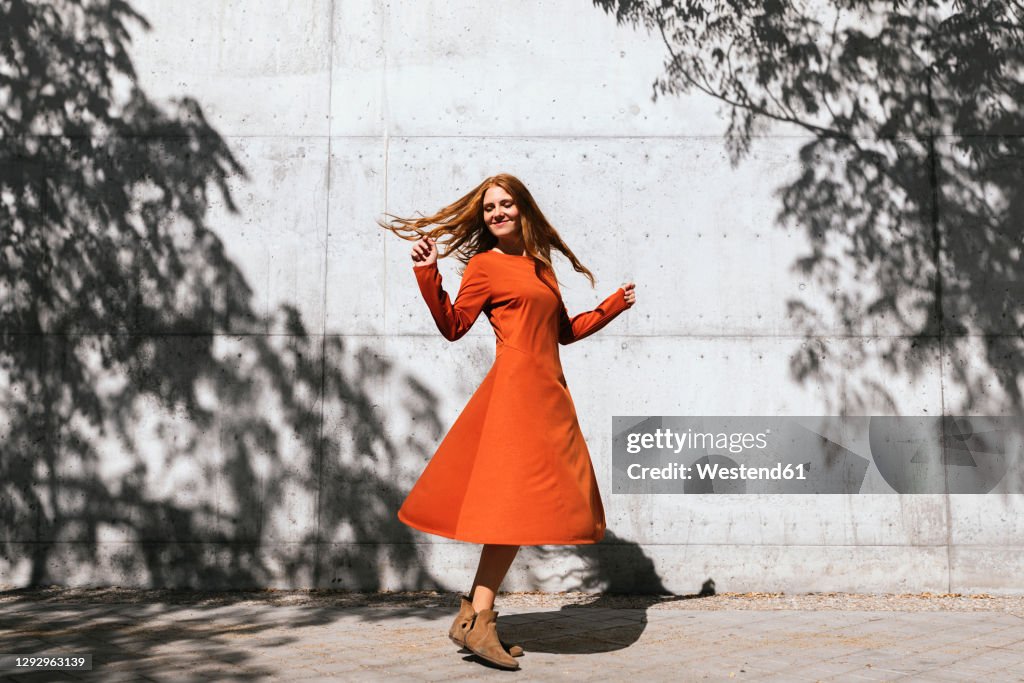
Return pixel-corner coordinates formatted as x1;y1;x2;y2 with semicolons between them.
397;250;630;545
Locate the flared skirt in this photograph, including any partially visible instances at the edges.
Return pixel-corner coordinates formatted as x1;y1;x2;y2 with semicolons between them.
397;344;606;545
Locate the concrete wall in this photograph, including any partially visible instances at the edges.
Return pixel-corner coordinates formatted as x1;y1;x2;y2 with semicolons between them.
3;0;1022;594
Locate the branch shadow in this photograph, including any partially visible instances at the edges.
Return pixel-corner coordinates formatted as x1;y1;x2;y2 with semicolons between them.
1;0;441;671
0;595;346;680
594;1;1024;420
594;1;1024;496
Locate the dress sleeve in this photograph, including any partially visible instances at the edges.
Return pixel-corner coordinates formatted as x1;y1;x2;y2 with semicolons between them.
558;287;630;345
413;258;489;341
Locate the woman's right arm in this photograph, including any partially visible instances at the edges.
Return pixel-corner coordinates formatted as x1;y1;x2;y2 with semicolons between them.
413;258;489;342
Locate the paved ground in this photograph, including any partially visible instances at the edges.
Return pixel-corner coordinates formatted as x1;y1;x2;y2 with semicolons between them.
1;590;1023;682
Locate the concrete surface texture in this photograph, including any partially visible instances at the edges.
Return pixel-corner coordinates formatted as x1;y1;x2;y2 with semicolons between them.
3;1;1023;593
1;591;1024;682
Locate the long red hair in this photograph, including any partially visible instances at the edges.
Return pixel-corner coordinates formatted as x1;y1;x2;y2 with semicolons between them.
378;173;595;286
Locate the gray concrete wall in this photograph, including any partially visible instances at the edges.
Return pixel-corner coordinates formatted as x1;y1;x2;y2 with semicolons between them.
3;0;1022;594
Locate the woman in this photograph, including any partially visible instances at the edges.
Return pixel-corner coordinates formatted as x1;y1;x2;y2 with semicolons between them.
380;174;636;670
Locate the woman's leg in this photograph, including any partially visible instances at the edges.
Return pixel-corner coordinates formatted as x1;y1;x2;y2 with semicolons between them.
469;544;519;612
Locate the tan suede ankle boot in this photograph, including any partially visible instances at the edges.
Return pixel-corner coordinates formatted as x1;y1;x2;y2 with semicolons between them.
464;608;520;670
448;595;476;647
448;596;524;657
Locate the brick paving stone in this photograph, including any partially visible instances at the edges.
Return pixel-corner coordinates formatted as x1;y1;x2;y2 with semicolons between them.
794;663;875;681
584;626;644;645
310;661;376;677
996;664;1024;681
980;648;1024;667
942;659;1012;679
602;609;648;621
389;659;497;679
854;659;917;675
901;669;980;683
591;615;651;628
781;667;847;681
961;630;1024;650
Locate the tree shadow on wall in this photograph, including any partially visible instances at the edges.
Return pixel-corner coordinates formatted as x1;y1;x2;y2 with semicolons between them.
596;0;1024;416
0;1;439;592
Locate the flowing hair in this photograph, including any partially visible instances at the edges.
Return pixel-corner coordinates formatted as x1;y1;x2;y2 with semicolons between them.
377;173;595;287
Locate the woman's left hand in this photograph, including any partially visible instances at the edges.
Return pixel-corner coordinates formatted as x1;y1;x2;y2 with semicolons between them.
622;282;636;307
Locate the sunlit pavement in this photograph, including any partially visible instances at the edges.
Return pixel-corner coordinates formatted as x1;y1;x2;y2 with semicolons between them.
1;592;1023;681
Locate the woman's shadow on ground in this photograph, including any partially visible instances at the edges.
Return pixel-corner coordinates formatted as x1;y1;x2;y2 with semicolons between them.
491;531;716;656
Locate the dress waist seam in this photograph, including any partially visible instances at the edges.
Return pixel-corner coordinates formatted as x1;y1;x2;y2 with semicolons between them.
496;341;531;355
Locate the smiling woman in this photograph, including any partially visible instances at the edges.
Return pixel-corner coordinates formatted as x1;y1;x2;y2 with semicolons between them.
378;174;637;671
482;185;521;244
380;173;602;280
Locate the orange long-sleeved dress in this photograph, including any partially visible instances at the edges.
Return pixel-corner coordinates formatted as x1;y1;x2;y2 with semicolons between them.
397;250;630;545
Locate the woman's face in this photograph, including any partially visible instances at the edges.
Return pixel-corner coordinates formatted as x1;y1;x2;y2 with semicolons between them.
482;185;521;239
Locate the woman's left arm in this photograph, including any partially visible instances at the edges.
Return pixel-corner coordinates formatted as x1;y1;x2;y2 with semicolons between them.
558;282;636;345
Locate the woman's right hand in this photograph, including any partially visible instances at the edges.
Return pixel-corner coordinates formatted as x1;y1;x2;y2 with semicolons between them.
411;236;438;268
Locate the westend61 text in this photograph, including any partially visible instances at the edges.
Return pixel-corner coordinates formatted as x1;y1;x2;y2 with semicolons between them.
627;462;808;481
